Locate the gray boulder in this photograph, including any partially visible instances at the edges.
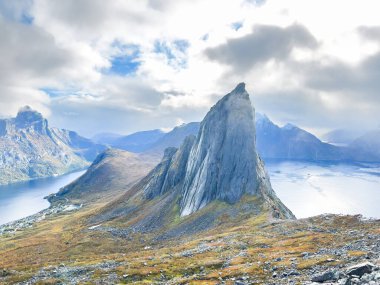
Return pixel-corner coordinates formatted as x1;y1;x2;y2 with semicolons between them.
346;262;375;278
311;270;339;282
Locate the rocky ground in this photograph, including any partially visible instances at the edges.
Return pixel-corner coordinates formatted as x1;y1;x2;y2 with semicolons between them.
0;204;82;236
0;214;379;284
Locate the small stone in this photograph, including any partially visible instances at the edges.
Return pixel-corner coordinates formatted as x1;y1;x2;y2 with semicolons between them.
301;252;309;258
311;270;338;283
350;277;360;284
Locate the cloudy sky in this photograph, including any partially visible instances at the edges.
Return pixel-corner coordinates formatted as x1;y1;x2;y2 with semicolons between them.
0;0;379;137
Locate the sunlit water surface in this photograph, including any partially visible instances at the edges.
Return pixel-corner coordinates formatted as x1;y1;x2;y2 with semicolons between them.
0;171;85;225
266;161;380;219
1;161;379;225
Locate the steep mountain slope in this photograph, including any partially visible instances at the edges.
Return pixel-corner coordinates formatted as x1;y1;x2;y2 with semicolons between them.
88;83;294;239
255;113;346;161
0;106;106;185
49;149;158;204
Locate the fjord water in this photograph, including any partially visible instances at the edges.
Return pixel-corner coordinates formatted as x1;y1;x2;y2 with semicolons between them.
267;161;380;219
0;162;379;225
0;171;85;225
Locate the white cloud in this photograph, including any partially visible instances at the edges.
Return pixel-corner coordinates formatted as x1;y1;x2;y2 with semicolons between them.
0;0;380;135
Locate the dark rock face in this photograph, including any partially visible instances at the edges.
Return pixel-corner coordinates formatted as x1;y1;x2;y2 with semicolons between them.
346;262;375;278
143;147;178;199
141;83;294;219
144;135;196;199
160;136;196;194
311;270;339;282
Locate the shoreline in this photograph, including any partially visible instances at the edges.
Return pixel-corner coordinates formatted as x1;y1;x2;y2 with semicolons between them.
0;203;83;236
0;170;86;226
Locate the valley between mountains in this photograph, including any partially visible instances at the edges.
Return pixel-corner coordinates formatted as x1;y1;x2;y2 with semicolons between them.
0;84;379;285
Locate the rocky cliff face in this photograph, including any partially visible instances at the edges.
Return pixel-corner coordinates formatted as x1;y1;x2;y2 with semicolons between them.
141;83;294;219
0;106;105;185
143;135;195;199
180;83;261;216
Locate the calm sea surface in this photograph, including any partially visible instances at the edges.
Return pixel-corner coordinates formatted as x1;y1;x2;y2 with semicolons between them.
266;161;380;219
0;171;85;225
1;161;379;225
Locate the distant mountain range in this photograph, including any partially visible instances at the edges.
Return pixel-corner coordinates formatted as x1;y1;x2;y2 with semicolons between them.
349;130;380;160
94;111;380;162
322;129;367;145
93;130;165;152
94;123;200;155
255;114;346;161
0;106;106;185
3;103;379;187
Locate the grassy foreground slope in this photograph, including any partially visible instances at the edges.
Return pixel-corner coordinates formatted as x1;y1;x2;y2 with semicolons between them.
0;201;379;284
